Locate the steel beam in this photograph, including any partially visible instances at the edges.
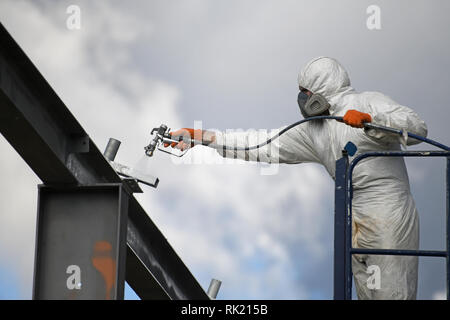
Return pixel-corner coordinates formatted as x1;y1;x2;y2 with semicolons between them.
0;23;208;300
126;198;209;299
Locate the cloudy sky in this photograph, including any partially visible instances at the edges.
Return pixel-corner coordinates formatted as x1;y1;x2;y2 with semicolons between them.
0;0;449;300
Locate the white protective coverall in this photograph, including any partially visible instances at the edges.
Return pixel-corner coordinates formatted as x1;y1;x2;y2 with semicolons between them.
214;57;428;299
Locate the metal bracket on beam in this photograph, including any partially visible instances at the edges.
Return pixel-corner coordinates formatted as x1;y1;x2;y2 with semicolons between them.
109;160;159;188
207;279;222;299
122;177;143;194
68;134;90;154
104;138;159;188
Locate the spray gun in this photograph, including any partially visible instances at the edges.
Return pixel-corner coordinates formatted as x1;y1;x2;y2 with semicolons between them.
145;124;206;157
144;124;169;157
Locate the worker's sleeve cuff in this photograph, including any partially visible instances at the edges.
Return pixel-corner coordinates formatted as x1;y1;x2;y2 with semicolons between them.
364;113;409;146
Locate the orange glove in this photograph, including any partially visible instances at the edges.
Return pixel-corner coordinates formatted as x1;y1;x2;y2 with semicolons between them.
343;110;372;128
163;128;203;151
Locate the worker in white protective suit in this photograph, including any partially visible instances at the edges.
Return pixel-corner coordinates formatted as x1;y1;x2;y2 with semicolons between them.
166;57;428;300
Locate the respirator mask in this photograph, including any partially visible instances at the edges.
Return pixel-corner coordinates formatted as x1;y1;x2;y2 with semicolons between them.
297;91;331;118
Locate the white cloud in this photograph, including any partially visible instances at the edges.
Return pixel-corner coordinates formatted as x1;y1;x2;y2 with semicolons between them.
432;289;446;300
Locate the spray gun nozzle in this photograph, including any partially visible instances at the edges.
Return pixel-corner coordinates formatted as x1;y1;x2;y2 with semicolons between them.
145;124;170;157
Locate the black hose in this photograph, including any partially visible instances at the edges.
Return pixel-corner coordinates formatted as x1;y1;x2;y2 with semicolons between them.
209;116;343;151
208;115;449;152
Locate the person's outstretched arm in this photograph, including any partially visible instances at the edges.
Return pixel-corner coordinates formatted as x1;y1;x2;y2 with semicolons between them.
167;124;320;164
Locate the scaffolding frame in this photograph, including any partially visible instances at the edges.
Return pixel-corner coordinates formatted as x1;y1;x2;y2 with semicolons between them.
334;149;450;300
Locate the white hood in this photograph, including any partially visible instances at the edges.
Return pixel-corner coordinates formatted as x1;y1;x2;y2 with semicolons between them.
297;56;355;113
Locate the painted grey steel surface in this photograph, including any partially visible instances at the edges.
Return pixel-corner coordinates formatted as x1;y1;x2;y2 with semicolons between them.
0;23;208;300
126;198;210;299
33;184;128;300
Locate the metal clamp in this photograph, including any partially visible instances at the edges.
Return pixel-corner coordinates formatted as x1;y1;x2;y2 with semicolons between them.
104;138;159;189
